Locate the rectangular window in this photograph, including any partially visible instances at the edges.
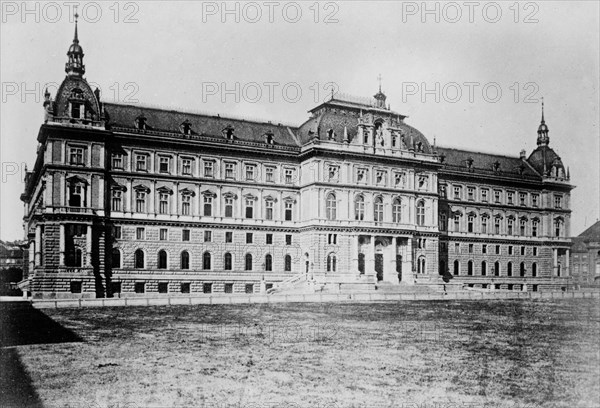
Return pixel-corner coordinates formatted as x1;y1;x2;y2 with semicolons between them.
285;235;292;245
203;196;213;216
265;200;274;220
533;247;538;256
285;169;294;184
225;231;233;243
136;227;145;240
481;217;487;234
159;228;168;241
266;167;275;182
455;243;460;253
182;158;192;175
113;226;122;239
204;161;214;177
134;282;145;294
158;282;169;294
482;244;487;254
494;190;501;203
376;170;385;185
203;283;213;294
507;191;514;205
481;189;488;202
494;218;500;234
285;202;293;221
225;163;235;179
508;246;513;255
554;195;563;209
266;234;273;245
246;233;253;244
507;219;514;235
495;245;500;255
453;186;462;200
70;281;82;293
182;229;190;241
532;194;539;207
521;246;526;256
245;164;256;181
468;244;473;254
111;190;122;212
181;195;191;216
519;192;527;206
136;154;147;171
159;156;170;173
181;283;190;294
245;199;254;219
112;154;123;169
69;147;84;165
204;230;212;242
467;187;475;201
357;169;366;183
224;197;233;218
135;191;146;213
159;193;169;214
245;284;254;294
224;283;233;294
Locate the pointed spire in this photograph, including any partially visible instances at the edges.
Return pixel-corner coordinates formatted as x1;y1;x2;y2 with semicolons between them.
540;97;545;124
536;97;549;146
374;74;387;109
65;7;85;77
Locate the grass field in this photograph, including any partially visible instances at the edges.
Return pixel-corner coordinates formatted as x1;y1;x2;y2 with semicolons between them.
1;299;599;408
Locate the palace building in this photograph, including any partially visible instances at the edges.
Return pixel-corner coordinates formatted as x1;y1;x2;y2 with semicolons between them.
19;21;574;298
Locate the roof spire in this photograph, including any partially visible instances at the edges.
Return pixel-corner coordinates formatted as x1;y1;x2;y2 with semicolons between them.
541;97;545;124
536;97;549;146
374;74;387;109
65;7;85;77
377;73;382;93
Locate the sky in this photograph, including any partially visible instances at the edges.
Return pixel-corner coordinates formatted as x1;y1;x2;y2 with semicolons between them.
1;0;599;241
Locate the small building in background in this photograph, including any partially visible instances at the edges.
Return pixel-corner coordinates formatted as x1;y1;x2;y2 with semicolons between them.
571;221;600;287
0;240;25;295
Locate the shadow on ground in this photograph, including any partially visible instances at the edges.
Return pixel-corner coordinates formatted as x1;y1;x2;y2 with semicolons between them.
1;302;83;407
0;303;82;347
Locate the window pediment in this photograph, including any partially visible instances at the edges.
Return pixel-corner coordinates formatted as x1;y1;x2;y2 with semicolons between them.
66;175;88;185
157;186;174;195
222;192;238;199
201;189;217;198
180;188;195;197
283;196;296;203
111;183;127;192
133;184;150;193
264;195;278;202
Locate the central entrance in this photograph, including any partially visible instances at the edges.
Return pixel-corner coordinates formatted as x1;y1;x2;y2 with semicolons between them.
375;254;384;281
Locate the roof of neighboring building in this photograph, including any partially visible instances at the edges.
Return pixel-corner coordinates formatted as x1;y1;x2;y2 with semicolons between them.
577;221;600;241
103;103;301;148
436;146;541;180
0;241;24;259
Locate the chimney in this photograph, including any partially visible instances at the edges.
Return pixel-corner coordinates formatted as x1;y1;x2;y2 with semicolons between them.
519;149;526;159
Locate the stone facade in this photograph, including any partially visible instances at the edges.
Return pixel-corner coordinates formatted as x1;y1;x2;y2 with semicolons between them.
20;22;574;299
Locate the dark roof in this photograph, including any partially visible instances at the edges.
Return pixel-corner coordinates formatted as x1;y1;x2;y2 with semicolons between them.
577;220;600;241
103;103;301;148
527;145;565;176
436;146;541;179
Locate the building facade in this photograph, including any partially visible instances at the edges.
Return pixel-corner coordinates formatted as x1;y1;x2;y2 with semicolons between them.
20;23;574;298
570;221;600;286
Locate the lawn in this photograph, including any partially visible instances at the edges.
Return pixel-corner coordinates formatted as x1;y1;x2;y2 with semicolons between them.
1;299;599;408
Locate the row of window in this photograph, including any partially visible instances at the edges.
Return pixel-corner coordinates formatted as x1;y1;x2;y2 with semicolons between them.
442;184;564;209
123;227;292;246
444;260;539;277
114;249;338;273
70;281;260;295
325;193;427;225
109;151;297;183
112;188;295;220
442;243;539;257
440;213;564;237
325;165;430;190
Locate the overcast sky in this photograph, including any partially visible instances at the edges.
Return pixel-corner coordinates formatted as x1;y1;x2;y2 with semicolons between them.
1;0;598;241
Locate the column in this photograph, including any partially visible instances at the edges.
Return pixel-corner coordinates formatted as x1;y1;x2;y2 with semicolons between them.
86;225;92;267
565;249;570;276
367;236;375;278
351;235;359;275
553;248;558;276
29;239;35;272
34;225;42;266
59;224;65;266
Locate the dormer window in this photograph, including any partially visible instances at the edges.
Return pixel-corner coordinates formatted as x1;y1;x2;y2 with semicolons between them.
180;120;192;135
416;142;423;152
493;161;500;172
223;125;235;140
265;131;274;145
135;115;147;130
466;157;474;170
69;89;85;119
327;129;335;140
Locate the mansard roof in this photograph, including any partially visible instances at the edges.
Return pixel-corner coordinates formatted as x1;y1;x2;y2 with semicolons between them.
527;145;565;176
103;103;301;148
436;146;541;180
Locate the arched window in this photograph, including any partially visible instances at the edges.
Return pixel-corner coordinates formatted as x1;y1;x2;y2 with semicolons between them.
416;201;425;226
265;254;272;271
554;218;563;237
507;262;513;277
327;253;337;272
224;253;233;270
520;262;526;277
158;250;168;269
112;248;121;269
326;193;337;221
417;256;426;274
181;251;190;270
134;249;145;269
481;261;487;276
203;252;211;270
494;261;500;276
374;196;384;222
532;262;537;277
284;255;292;272
467;260;473;276
354;195;365;221
245;254;253;271
453;260;460;275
